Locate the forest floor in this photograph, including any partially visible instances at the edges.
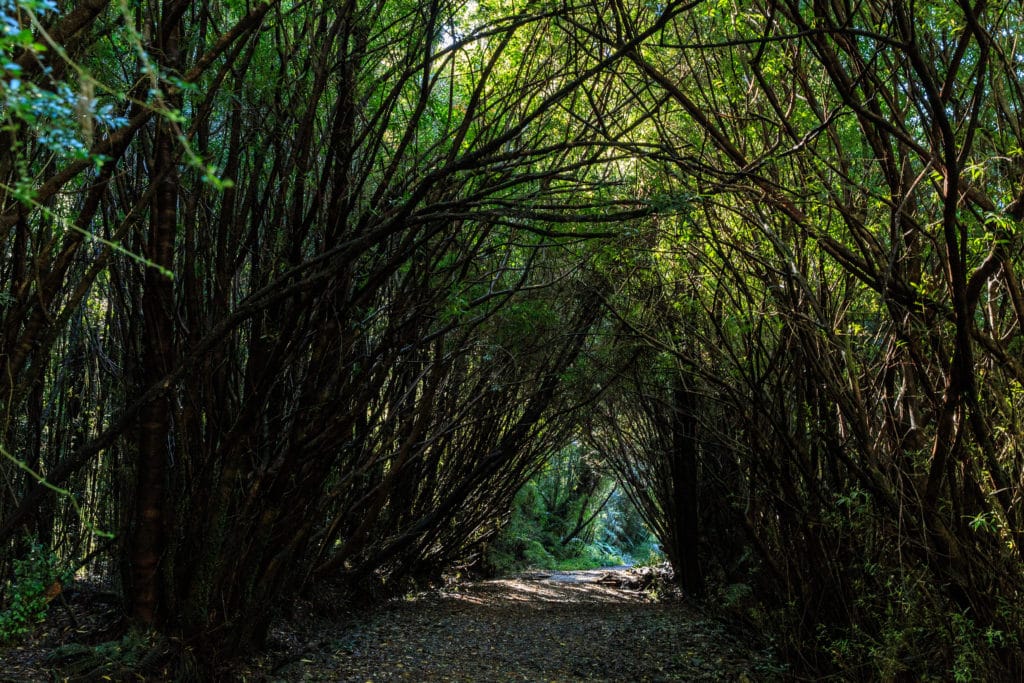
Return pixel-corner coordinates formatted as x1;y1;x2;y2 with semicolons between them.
1;567;783;681
243;566;783;682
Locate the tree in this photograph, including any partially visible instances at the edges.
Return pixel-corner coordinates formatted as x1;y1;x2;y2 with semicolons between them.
0;0;684;670
7;0;1024;678
580;0;1024;675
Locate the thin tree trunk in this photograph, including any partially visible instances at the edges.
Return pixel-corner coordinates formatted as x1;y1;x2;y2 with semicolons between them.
130;1;180;624
671;374;702;597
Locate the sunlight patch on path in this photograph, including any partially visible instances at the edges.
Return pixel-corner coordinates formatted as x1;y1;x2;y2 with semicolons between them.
271;567;783;681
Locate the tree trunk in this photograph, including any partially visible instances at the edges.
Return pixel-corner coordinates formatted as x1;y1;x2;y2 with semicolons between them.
130;1;180;624
670;373;703;597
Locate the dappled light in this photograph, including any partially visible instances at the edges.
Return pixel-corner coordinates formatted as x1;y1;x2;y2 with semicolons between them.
2;0;1024;679
457;571;651;605
286;568;773;680
483;441;662;576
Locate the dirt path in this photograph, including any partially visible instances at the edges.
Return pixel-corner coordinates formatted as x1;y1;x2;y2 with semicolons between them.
263;568;782;682
1;569;781;680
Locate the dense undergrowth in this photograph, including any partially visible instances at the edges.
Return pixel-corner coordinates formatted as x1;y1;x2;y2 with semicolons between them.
484;444;662;574
0;540;65;644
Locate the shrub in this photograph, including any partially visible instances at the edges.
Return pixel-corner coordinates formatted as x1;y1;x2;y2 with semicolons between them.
0;539;65;643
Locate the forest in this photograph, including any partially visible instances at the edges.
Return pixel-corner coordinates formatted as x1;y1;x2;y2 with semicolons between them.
2;0;1024;679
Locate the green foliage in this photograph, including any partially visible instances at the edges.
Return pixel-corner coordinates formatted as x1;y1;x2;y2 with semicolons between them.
1;0;127;170
742;497;1024;681
6;0;1024;676
485;443;657;573
720;582;752;608
47;630;190;681
0;539;65;643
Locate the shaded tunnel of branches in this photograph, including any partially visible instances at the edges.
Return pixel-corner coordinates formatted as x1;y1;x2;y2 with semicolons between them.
3;0;1024;679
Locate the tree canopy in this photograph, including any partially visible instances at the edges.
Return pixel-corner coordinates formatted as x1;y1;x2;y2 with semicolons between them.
3;0;1024;678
